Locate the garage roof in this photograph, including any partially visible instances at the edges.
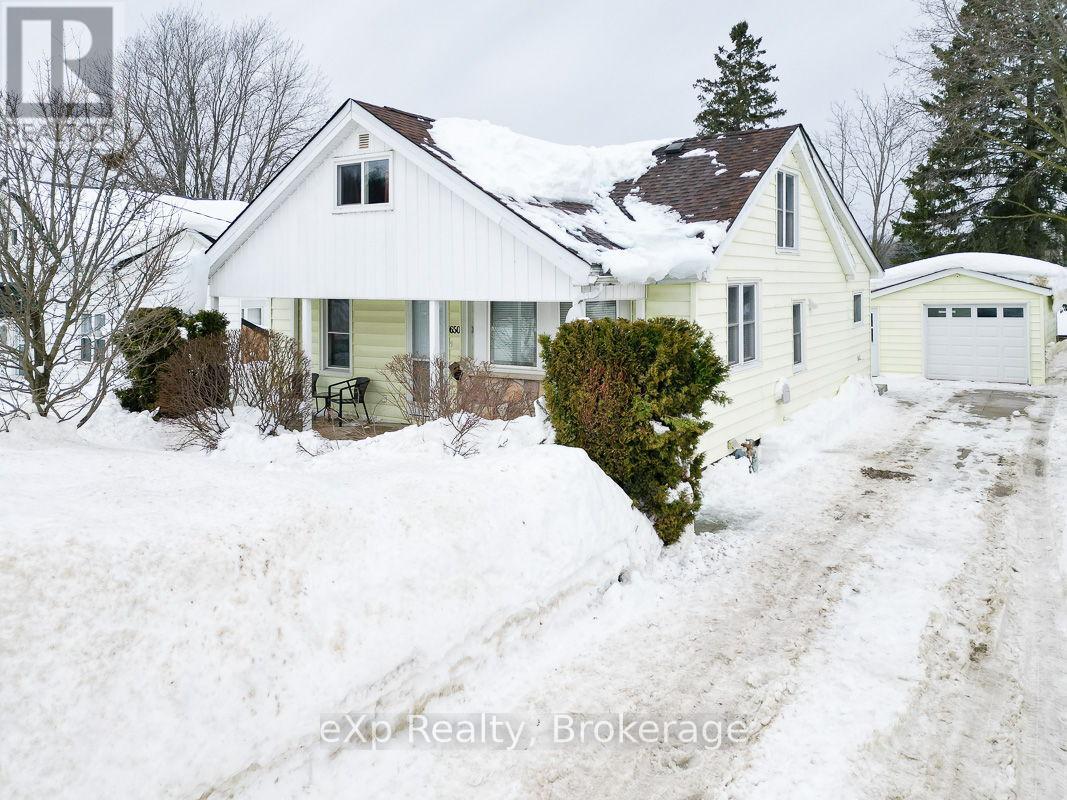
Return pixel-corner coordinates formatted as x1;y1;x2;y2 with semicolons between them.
872;268;1054;298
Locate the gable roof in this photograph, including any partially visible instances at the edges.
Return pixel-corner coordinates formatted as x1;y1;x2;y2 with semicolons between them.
872;268;1054;298
209;99;878;285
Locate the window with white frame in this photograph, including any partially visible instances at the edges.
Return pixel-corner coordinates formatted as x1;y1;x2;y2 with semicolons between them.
79;314;105;363
776;170;798;249
853;292;862;324
324;299;350;369
558;300;618;325
241;305;263;326
336;157;391;208
792;302;804;367
727;283;758;366
490;301;537;367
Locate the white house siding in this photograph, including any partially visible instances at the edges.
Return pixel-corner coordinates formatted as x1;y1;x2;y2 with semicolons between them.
209;126;643;304
687;152;872;458
870;274;1050;385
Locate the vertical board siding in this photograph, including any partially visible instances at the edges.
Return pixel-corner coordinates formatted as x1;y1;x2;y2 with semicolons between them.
696;151;872;458
212;125;592;302
870;275;1050;384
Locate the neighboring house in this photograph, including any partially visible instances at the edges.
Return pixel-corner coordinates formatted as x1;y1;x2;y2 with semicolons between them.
871;253;1066;386
206;99;881;457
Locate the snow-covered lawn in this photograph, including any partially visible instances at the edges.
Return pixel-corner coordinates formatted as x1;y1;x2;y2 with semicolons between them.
2;375;1065;799
0;407;658;799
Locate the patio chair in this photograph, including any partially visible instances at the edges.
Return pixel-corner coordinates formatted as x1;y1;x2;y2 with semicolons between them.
327;376;371;425
310;372;332;417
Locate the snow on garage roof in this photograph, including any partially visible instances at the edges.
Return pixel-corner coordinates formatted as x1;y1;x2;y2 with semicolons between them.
875;253;1067;296
356;101;800;284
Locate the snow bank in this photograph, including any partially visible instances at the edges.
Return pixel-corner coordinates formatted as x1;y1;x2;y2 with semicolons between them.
0;406;658;799
875;252;1067;295
428;119;725;283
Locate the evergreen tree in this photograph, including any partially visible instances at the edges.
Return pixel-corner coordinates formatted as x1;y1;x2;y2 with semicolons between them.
693;21;786;134
895;0;1066;261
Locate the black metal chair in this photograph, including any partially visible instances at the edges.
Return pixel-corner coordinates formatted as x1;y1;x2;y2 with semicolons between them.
326;376;371;425
310;372;332;418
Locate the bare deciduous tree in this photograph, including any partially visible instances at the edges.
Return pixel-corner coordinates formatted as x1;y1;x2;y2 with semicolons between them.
0;89;185;428
116;4;329;201
816;88;924;264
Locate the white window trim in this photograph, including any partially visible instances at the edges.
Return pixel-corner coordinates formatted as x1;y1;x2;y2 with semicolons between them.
852;292;864;326
775;169;800;253
488;300;540;372
791;300;806;372
332;152;394;214
322;299;352;373
727;281;761;371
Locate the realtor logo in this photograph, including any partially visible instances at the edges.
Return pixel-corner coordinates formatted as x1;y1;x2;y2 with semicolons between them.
3;2;116;117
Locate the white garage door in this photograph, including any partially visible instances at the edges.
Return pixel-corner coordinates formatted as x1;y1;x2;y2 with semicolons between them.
925;304;1029;384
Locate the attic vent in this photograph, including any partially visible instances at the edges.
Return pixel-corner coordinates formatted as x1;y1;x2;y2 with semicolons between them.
665;141;685;154
358;133;370;149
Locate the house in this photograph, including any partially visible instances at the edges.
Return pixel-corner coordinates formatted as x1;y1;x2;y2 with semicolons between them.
871;253;1066;385
206;99;881;457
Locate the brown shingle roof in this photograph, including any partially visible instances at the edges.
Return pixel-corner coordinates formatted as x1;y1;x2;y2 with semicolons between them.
610;126;800;223
356;99;799;267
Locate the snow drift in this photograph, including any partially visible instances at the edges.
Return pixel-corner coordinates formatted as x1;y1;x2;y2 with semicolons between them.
0;403;659;799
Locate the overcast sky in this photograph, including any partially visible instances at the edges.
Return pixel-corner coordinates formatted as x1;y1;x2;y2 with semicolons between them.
123;0;921;144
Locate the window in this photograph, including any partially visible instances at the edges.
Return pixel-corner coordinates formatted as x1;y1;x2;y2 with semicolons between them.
325;299;350;369
853;293;862;324
242;306;263;326
727;283;758;366
411;300;447;359
977;307;997;318
559;302;572;326
585;300;617;320
927;307;947;318
1003;307;1024;318
490;301;537;367
776;171;798;249
952;307;972;318
79;314;105;363
336;157;390;208
792;302;804;367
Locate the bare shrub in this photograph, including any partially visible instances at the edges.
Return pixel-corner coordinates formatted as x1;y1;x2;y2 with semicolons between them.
237;327;311;435
157;335;234;449
158;328;310;449
379;354;539;456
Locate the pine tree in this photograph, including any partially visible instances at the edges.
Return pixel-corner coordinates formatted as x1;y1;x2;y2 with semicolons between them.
693;21;786;134
895;0;1066;261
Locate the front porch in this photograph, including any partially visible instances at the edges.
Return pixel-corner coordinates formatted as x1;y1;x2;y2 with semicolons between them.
253;296;638;423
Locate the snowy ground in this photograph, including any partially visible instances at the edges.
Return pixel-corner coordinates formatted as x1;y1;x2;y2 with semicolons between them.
2;376;1065;799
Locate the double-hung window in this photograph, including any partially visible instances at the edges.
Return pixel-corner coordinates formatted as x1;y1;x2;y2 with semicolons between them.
79;314;105;363
792;302;804;367
336;157;391;208
727;283;758;366
490;301;537;368
776;170;798;250
325;299;350;369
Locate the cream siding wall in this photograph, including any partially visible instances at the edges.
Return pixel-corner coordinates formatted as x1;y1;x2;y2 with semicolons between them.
870;274;1051;384
685;151;872;457
269;298;295;337
645;283;692;320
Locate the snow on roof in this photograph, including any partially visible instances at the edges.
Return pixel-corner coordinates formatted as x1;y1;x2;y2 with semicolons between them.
428;118;730;283
152;196;247;240
875;253;1067;296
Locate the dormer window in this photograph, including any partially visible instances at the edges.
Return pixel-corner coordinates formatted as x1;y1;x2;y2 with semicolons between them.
336;156;391;208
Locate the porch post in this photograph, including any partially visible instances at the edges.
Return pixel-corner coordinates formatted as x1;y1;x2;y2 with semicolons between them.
300;298;314;431
428;299;443;362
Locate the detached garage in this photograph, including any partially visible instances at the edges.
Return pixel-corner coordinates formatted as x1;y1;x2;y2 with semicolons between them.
871;254;1064;386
